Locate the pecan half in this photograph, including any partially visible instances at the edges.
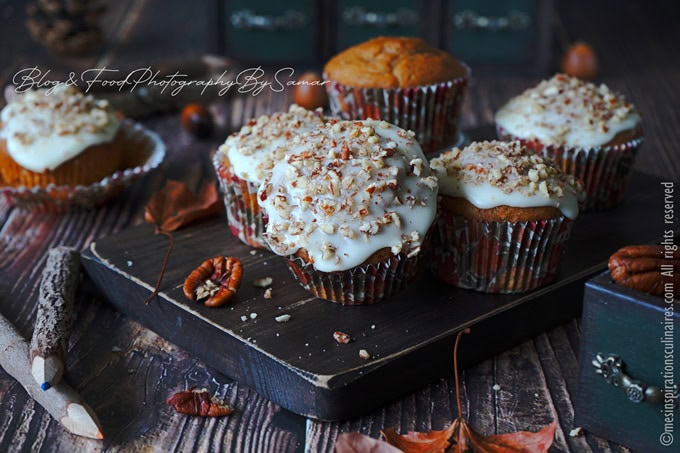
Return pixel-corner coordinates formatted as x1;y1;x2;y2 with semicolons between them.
167;388;233;417
608;245;679;296
183;256;243;307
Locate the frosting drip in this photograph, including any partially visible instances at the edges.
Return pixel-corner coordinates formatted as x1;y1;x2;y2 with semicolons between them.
258;119;438;272
0;86;120;172
430;141;583;219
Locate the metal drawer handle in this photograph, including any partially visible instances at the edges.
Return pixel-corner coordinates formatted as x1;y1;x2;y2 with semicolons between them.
592;353;679;406
343;6;419;27
452;10;530;31
230;9;308;31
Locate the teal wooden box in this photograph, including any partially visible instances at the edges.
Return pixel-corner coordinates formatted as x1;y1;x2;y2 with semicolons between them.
575;271;679;453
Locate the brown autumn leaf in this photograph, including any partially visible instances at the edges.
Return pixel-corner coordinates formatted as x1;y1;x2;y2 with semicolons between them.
376;330;557;453
143;180;222;304
144;180;221;233
335;432;402;453
381;423;456;453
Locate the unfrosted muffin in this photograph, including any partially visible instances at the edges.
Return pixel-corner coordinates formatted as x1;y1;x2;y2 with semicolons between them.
213;105;326;248
258;119;438;305
430;140;583;293
323;36;469;154
495;74;643;211
0;86;123;188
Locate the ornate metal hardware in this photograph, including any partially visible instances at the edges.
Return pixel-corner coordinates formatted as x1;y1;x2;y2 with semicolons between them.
343;7;419;28
452;10;530;31
592;353;679;406
230;9;308;31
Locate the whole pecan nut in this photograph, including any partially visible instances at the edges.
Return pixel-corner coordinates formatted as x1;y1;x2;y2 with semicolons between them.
608;245;679;296
183;256;243;307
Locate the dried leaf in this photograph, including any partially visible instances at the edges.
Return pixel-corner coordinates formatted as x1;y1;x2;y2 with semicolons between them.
335;432;402;453
144;180;221;233
167;388;233;417
143;180;222;304
381;422;456;453
452;418;557;453
379;330;557;453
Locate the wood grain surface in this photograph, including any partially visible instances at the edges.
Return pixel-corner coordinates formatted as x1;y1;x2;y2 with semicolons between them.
0;0;678;451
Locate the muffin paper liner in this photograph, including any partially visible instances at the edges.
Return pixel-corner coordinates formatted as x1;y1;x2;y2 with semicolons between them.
325;68;469;154
285;251;423;306
212;152;269;249
431;209;574;293
0;120;165;214
497;125;644;211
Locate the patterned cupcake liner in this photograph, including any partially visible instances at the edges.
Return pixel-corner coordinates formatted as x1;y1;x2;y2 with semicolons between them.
496;126;644;212
431;209;574;293
324;67;470;154
285;251;423;306
0;120;165;214
212;152;268;249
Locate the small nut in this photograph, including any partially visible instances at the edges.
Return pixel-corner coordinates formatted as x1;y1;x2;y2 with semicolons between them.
333;331;351;344
183;256;243;307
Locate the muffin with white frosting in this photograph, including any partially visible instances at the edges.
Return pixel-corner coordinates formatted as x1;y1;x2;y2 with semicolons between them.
495;73;643;211
0;86;123;188
213;105;326;248
430;140;583;293
258;119;438;305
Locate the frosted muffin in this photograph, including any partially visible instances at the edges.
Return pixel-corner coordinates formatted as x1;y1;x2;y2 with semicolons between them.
430;140;583;293
258;119;438;305
324;36;469;154
213;105;326;248
495;74;643;211
0;86;123;188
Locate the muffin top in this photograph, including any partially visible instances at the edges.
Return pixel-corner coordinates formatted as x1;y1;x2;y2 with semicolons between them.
495;74;641;148
430;141;582;219
258;119;438;272
0;86;120;172
324;36;468;89
218;105;326;182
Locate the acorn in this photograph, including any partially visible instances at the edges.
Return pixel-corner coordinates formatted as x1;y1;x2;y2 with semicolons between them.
562;42;598;80
181;104;214;138
292;71;329;110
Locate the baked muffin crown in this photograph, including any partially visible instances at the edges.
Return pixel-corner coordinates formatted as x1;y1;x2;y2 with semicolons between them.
0;86;119;172
430;140;583;219
218;104;326;182
258;119;438;272
324;36;468;88
495;73;641;148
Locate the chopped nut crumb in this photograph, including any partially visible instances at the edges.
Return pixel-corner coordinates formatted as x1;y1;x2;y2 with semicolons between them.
264;288;272;299
359;349;371;360
333;331;352;344
253;277;273;288
275;314;291;323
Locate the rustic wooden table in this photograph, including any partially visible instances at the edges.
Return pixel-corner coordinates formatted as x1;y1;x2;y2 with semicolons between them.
0;1;678;452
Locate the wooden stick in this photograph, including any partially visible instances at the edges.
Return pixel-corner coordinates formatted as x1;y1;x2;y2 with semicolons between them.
0;313;104;439
30;247;79;390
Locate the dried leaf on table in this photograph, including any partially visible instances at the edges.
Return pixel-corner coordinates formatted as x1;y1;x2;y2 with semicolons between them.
144;180;221;232
143;180;222;304
167;388;233;417
334;432;402;453
335;329;558;453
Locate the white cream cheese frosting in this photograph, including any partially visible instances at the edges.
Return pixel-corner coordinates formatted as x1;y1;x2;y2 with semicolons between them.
495;74;641;148
0;86;120;172
218;105;326;182
258;119;438;272
430;141;582;219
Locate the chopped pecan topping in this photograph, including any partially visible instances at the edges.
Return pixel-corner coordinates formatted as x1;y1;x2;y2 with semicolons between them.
183;256;243;307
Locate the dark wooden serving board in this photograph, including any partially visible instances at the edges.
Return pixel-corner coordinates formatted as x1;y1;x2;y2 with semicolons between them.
81;171;669;421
